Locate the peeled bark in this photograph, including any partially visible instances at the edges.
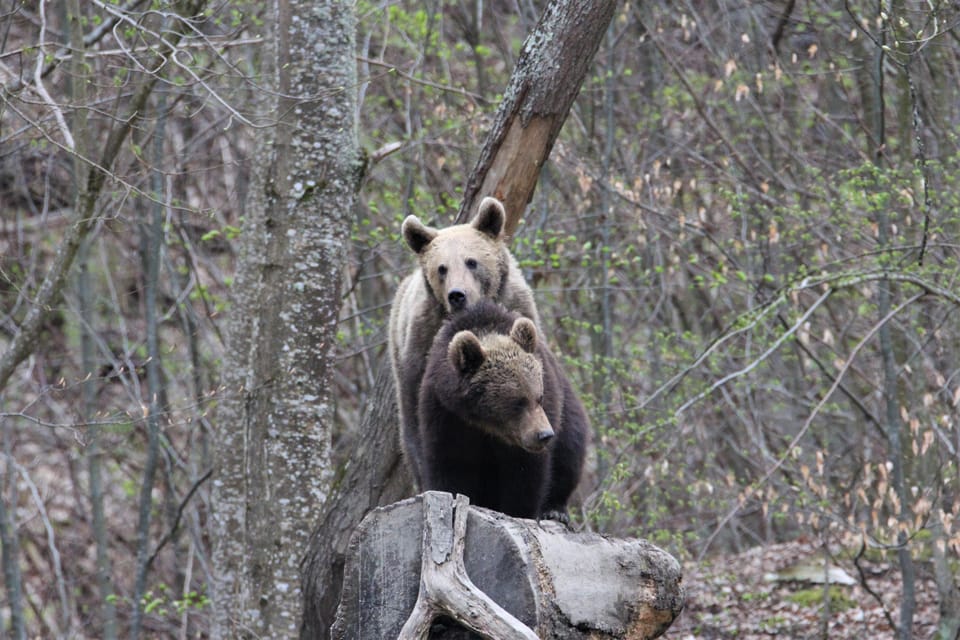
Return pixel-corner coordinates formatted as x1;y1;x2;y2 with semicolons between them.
456;0;618;234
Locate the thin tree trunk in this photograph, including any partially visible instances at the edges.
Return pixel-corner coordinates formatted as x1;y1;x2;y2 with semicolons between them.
68;0;117;635
0;420;26;640
591;21;616;482
130;83;168;640
932;514;960;640
210;0;359;636
870;3;915;635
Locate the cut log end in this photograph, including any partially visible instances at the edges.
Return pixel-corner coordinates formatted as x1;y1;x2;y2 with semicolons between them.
330;491;684;640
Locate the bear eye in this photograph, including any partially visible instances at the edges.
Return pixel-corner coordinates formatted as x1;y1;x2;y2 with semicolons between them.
514;397;528;412
437;265;447;277
465;258;478;270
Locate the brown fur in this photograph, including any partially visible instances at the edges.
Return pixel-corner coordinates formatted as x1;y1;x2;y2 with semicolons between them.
445;319;553;451
388;197;540;487
416;301;588;519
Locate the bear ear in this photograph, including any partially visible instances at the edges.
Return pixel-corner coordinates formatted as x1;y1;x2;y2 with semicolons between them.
449;331;486;375
402;215;438;254
472;197;506;239
510;318;538;354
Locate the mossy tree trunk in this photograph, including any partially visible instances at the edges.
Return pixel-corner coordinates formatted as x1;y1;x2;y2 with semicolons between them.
210;0;359;637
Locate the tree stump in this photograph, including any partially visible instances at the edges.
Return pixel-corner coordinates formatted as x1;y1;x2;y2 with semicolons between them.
330;492;684;639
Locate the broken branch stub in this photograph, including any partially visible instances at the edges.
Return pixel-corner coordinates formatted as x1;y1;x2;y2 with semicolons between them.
330;491;684;639
398;493;539;639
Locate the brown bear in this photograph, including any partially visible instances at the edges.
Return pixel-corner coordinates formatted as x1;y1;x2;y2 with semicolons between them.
416;300;588;520
389;197;540;487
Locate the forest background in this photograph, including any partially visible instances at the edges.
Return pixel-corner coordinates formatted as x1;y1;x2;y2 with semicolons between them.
1;0;959;638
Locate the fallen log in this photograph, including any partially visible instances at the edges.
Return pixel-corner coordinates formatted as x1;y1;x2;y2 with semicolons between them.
331;491;684;639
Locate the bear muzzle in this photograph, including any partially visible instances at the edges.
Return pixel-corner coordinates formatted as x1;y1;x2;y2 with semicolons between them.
448;288;467;310
521;427;555;453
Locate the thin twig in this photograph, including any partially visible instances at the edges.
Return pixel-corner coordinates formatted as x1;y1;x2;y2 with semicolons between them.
33;0;75;150
145;468;213;572
358;55;486;102
4;454;72;636
854;540;899;632
675;289;832;416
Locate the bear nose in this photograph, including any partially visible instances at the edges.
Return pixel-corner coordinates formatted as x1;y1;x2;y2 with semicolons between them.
537;430;554;444
448;289;467;310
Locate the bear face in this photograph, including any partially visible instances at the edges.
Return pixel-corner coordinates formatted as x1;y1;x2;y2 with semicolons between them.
445;317;555;452
401;197;509;315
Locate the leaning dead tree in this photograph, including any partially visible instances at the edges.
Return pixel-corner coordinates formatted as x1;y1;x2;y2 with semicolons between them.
300;0;618;637
456;0;618;234
332;492;684;639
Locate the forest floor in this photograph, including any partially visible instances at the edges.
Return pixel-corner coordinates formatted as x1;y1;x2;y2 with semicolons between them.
666;540;944;639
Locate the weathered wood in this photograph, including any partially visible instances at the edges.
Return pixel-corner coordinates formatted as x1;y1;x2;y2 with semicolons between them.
331;492;684;640
398;493;538;640
456;0;618;235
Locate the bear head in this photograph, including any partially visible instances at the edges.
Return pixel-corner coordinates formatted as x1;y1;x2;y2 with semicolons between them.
401;197;509;315
446;316;555;452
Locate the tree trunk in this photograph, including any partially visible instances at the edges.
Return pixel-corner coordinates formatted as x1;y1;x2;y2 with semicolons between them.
210;0;358;637
300;364;414;637
301;1;617;637
456;0;618;234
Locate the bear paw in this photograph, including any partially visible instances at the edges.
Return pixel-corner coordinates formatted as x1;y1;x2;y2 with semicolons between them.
539;509;571;527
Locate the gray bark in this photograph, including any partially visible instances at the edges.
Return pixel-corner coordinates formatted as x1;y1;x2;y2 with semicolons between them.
300;363;414;638
332;492;685;640
210;0;358;636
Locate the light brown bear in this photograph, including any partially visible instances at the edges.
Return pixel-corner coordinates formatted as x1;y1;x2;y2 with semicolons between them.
388;197;540;487
417;300;588;520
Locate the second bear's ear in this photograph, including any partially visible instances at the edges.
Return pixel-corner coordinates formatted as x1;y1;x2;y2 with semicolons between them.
402;216;438;254
449;331;486;375
510;318;538;354
472;197;505;239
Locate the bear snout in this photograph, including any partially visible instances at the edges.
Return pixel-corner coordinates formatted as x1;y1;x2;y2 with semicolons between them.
522;427;555;452
447;288;467;310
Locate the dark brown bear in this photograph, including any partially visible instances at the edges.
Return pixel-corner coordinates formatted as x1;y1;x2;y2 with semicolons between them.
417;300;588;520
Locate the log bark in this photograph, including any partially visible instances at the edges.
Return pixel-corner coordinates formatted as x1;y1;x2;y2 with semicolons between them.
331;492;685;640
456;0;618;234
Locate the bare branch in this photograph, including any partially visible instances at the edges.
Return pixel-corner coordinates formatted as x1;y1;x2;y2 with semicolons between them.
34;0;74;151
697;292;924;561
